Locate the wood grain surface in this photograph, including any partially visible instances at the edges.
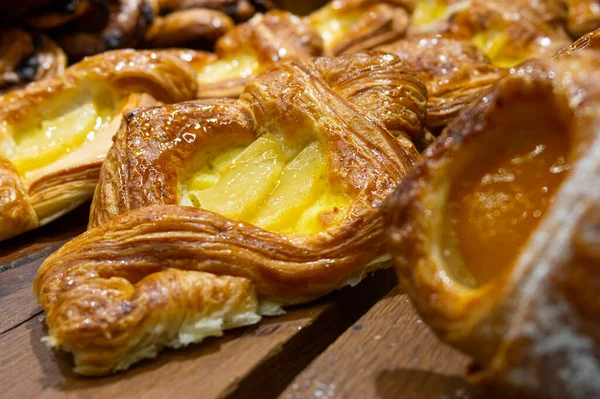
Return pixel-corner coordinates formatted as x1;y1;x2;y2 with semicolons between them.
280;288;480;399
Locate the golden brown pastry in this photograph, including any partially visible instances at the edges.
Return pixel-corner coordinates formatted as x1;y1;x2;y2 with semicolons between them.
194;0;414;98
408;0;572;68
0;29;66;92
0;49;197;241
384;50;600;398
35;51;426;375
379;36;501;135
566;0;600;37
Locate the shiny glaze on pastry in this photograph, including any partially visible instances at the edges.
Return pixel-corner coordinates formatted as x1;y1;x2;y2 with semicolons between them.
0;29;66;92
0;50;197;240
379;36;501;135
408;0;571;68
35;52;426;375
384;51;600;398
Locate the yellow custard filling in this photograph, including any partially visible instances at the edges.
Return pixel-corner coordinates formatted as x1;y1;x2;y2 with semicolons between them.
196;52;260;84
5;95;114;176
412;0;449;26
182;134;349;235
471;29;530;68
309;7;363;50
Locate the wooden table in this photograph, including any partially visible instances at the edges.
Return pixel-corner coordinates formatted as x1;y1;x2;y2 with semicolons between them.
0;203;479;399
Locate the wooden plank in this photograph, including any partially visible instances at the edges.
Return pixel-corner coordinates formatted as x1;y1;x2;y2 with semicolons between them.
0;202;89;270
280;288;479;399
0;270;397;399
0;252;50;334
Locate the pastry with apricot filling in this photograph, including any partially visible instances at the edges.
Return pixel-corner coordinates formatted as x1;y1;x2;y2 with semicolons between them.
385;51;600;398
408;0;571;68
0;49;197;241
34;52;426;375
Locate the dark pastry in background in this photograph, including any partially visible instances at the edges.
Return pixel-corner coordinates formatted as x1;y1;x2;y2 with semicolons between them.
0;29;66;92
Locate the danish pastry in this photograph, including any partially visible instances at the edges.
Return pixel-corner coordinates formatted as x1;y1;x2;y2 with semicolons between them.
34;52;426;375
408;0;572;68
384;50;600;398
0;49;197;241
195;0;413;98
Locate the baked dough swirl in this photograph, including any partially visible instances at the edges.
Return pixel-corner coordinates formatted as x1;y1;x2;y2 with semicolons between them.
0;49;197;241
35;52;426;375
384;50;600;398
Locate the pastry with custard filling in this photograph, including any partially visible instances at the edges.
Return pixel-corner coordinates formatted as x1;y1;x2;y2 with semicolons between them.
0;49;197;241
194;0;413;98
408;0;571;68
384;50;600;398
34;52;426;375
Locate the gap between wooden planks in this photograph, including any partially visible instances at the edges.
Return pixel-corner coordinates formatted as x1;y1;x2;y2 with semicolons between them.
279;288;479;399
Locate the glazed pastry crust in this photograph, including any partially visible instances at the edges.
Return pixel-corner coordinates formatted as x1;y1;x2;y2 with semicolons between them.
36;52;426;375
0;49;197;240
384;51;600;398
379;37;501;134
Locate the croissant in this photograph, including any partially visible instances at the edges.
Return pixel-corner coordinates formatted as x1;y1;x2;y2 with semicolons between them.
384;50;600;398
408;0;572;68
0;49;197;241
378;36;501;135
0;29;66;92
34;52;427;376
194;0;413;98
